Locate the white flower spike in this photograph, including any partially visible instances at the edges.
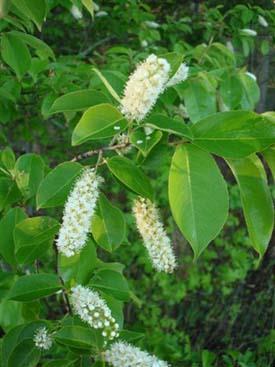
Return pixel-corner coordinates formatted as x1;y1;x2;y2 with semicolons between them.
71;285;119;340
104;341;170;367
56;168;102;257
120;54;170;122
240;28;257;37
71;5;82;20
34;327;52;351
166;63;189;87
258;15;268;27
133;197;176;273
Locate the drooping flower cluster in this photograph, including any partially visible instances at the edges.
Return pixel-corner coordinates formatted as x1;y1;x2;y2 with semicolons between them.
120;54;170;122
56;168;102;257
34;327;52;351
71;285;119;340
104;341;170;367
133;197;176;273
166;63;189;87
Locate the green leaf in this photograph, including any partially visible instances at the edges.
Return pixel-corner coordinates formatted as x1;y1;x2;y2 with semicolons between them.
262;145;275;180
50;89;110;114
0;207;27;266
15;153;45;199
91;194;126;252
54;326;104;351
1;147;15;170
0;177;21;211
59;239;98;285
9;273;61;301
130;129;163;157
145;113;192;139
219;72;243;109
119;330;144;342
1;33;31;79
12;0;46;31
176;73;217;123
14;216;60;264
36;162;82;209
192;111;275;158
82;0;94;17
90;269;130;301
227;155;274;258
9;31;55;59
92;68;121;103
169;144;229;258
72;104;128;146
239;72;260;110
7;339;40;367
107;156;154;200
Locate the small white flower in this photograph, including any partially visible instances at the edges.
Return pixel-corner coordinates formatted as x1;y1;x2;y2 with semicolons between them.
258;15;268;27
133;197;176;273
71;5;82;20
136;140;143;144
246;71;257;81
96;10;108;17
113;126;121;130
141;40;148;48
120;54;170;122
104;341;170;367
226;40;234;53
144;20;160;29
166;63;189;87
56;168;102;257
240;28;257;37
34;327;52;351
71;285;119;340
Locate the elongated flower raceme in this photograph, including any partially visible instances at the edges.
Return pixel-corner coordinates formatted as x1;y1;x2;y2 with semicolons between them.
120;54;170;122
56;168;102;257
104;341;170;367
71;285;119;340
133;197;176;273
166;63;189;87
34;327;52;350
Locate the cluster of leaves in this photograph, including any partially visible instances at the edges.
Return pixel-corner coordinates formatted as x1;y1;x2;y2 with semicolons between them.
0;1;274;366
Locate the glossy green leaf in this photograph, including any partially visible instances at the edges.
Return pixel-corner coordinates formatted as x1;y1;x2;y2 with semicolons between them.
59;239;98;285
36;162;82;209
50;89;110;114
192;111;275;158
90;269;130;301
227;155;274;258
7;339;40;367
130;129;163;157
239;72;260;110
119;330;144;342
54;326;104;350
0;177;21;211
9;273;61;301
15;153;45;199
91;194;126;252
262;145;275;180
169;144;229;258
0;207;27;266
14;216;60;264
107;156;153;200
219;72;242;109
72;103;127;146
145;113;192;139
92;68;121;103
12;0;46;30
1;147;15;170
1;33;31;79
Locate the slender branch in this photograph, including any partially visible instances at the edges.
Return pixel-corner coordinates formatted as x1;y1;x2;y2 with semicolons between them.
71;143;129;162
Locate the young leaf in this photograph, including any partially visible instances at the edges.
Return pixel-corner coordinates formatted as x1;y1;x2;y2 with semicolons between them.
72;104;128;146
1;33;31;79
192;111;275;158
107;156;154;200
14;216;60;264
36;162;83;209
91;194;126;252
50;89;110;114
1;146;15;170
169;144;229;258
227;155;274;258
9;273;62;301
12;0;46;31
145;113;192;139
0;207;27;266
